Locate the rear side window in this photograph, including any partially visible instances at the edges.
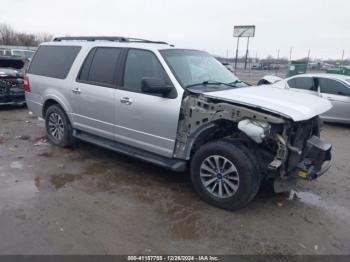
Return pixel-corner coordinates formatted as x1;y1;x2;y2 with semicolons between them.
288;77;316;91
29;45;81;79
78;47;121;87
319;78;350;96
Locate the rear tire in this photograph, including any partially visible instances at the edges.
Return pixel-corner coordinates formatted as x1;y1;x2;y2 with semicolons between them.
45;104;74;147
190;140;260;210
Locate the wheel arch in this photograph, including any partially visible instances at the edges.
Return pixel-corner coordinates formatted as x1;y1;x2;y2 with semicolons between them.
42;96;71;122
182;120;237;160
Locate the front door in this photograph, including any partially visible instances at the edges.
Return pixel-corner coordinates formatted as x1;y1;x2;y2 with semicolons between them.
114;49;182;157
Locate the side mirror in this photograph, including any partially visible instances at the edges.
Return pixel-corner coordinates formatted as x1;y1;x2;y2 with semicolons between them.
141;77;172;95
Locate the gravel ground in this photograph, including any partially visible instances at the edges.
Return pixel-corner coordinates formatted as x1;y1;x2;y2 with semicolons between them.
0;106;349;255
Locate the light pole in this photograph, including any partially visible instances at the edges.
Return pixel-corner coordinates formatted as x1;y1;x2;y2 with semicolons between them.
244;37;250;70
275;49;280;75
233;25;255;72
234;37;240;71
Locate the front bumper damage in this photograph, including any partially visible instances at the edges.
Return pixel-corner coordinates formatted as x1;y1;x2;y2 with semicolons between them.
296;136;332;180
274;135;332;192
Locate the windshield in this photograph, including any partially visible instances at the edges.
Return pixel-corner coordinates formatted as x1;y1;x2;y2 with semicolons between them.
161;49;247;91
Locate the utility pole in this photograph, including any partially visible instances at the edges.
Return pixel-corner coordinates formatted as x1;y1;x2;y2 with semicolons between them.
341;50;345;65
234;37;240;71
244;37;250;70
275;49;280;75
307;49;311;71
289;47;293;62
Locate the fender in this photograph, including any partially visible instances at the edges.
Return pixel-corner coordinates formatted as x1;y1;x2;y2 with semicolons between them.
42;90;72;121
174;122;217;160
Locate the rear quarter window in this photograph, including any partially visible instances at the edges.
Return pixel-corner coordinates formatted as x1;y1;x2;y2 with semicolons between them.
28;45;81;79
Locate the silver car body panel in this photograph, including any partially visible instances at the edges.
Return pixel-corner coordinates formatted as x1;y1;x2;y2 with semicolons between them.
26;41;332;164
261;73;350;124
26;41;184;157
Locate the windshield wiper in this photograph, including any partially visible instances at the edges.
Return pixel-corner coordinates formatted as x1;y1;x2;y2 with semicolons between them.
228;80;243;85
186;80;237;89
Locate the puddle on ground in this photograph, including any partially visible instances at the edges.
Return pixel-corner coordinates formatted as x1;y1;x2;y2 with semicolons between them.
161;197;203;240
290;190;350;219
51;173;82;189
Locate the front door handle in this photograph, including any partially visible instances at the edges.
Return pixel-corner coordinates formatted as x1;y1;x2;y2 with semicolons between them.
120;97;132;105
72;87;82;94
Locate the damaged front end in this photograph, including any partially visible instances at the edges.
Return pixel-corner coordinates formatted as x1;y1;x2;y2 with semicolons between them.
0;57;26;105
266;118;332;192
174;93;332;192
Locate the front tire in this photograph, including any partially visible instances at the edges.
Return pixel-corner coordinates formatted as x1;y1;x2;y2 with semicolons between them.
190;140;260;210
45;104;74;147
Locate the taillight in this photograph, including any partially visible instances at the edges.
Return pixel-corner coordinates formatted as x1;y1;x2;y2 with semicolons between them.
24;75;30;92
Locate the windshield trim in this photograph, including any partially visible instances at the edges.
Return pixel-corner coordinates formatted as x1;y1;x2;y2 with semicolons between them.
160;49;244;92
160;49;209;89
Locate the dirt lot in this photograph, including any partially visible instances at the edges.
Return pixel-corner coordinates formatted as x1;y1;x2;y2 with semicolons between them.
0;105;350;255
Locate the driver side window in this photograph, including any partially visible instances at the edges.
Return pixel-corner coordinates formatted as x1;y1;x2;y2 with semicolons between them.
123;49;169;93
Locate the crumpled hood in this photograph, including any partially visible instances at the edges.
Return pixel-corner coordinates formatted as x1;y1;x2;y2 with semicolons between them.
204;86;332;121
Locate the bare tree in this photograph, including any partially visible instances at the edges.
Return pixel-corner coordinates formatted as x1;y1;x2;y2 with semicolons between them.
16;33;37;46
0;24;16;45
0;23;53;46
35;32;54;43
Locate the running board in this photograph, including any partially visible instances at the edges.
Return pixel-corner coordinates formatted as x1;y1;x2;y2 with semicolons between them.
73;130;187;172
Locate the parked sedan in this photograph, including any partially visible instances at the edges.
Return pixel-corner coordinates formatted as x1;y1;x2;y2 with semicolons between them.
258;73;350;124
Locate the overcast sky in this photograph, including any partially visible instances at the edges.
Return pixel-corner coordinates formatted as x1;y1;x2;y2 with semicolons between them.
1;0;349;60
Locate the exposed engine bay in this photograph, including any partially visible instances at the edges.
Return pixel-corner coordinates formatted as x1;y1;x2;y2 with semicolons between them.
174;93;332;191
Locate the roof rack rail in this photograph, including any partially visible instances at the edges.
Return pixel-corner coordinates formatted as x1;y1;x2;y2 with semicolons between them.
52;36;169;45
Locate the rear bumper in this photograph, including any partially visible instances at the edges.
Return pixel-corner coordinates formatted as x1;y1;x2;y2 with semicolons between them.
295;136;332;180
0;93;25;105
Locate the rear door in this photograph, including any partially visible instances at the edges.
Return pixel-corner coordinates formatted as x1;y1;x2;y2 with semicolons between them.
113;48;182;157
71;47;122;140
318;77;350;122
287;76;318;95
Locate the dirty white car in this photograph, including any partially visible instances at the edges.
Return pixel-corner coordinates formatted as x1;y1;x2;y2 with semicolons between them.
259;73;350;124
26;37;332;210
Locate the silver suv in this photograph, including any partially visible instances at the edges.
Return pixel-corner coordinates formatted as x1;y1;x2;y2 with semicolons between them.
25;36;332;210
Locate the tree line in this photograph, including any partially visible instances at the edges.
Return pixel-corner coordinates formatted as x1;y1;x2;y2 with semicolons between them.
0;23;53;47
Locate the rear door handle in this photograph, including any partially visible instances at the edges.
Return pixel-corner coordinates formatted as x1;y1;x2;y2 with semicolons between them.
72;87;82;94
120;97;132;105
